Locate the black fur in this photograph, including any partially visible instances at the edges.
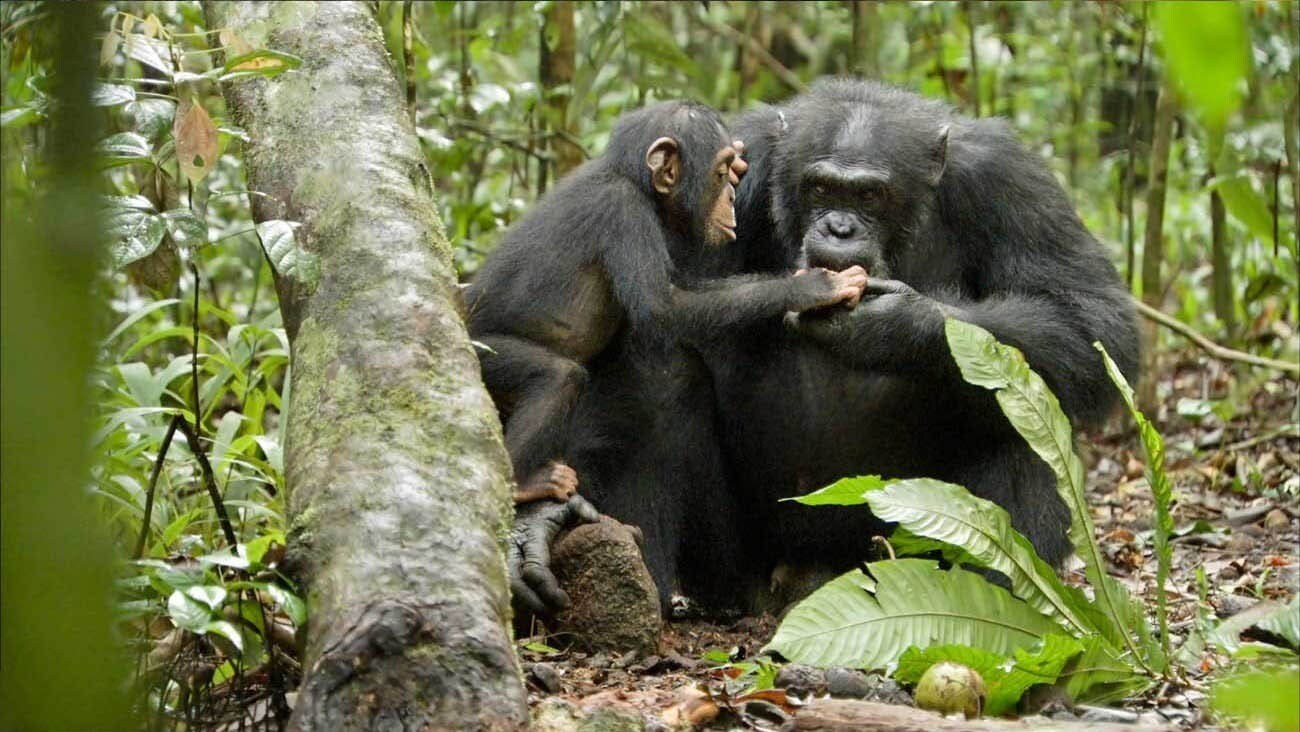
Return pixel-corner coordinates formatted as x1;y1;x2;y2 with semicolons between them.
476;101;866;612
559;80;1138;612
707;79;1138;583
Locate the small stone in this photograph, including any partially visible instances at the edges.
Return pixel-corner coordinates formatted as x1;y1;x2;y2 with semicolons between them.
530;662;562;694
775;663;826;696
826;668;872;699
1077;705;1139;723
587;653;610;669
1265;508;1290;530
552;517;662;656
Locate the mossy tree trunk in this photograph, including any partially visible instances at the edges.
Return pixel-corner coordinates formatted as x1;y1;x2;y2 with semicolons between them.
204;3;527;729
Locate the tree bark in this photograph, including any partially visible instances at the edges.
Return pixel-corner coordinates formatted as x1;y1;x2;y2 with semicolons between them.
849;1;878;78
540;0;581;187
204;3;527;729
1138;84;1177;412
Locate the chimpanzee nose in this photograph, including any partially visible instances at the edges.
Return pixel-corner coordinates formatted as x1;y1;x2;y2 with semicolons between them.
826;213;855;239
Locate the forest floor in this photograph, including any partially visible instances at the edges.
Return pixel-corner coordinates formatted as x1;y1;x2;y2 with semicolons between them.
519;349;1300;730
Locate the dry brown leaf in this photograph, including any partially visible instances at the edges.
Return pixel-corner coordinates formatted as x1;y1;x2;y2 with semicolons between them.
174;100;218;184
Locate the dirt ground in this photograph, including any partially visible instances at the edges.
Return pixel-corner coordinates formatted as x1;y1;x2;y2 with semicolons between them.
519;350;1300;730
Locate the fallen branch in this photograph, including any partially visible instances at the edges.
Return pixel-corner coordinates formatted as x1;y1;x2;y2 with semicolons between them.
695;13;806;92
793;699;1170;732
1133;299;1299;377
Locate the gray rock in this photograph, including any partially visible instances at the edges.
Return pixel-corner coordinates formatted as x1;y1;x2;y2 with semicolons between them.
552;518;662;656
774;663;826;696
530;662;562;694
826;668;872;699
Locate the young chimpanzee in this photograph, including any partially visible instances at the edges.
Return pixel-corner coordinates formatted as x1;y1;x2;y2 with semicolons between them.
466;101;866;506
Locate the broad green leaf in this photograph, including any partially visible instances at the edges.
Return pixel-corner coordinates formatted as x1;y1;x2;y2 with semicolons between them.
1211;600;1292;655
787;475;890;506
767;559;1059;671
864;478;1096;637
265;584;307;626
197;548;250;571
125;98;177;143
219;49;302;81
946;319;1149;671
1255;597;1300;649
202;620;244;653
896;634;1084;716
1211;668;1300;732
123;33;172;77
106;208;165;268
1152;2;1249;132
90;83;135;107
97;131;152;167
161;209;208;248
1210;174;1276;244
1062;636;1153;705
1098;343;1173;666
257;220;320;290
166;589;212;632
0;106;41;129
185;585;227;610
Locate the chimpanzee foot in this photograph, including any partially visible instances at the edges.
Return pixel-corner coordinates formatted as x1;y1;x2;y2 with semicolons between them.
508;494;600;614
513;461;579;504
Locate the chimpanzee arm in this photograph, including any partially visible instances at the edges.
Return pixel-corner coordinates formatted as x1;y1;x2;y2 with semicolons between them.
792;261;1136;428
669;269;865;343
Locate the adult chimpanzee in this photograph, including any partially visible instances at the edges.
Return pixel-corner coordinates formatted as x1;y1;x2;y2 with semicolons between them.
508;80;1138;614
692;78;1139;592
467;101;867;604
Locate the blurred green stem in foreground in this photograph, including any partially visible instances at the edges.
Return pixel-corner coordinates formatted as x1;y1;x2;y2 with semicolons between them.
1;1;131;728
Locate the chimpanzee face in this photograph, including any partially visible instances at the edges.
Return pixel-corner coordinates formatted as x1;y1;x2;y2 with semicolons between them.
794;118;948;276
646;135;748;248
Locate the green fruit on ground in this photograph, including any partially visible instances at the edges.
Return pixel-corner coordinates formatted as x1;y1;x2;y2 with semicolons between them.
914;661;987;718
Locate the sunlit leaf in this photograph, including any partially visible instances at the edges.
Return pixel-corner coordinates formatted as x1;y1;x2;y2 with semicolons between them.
124;33;173;77
0;107;41;129
1210;174;1275;244
166;589;212;632
767;559;1060;671
220;49;302;81
97;131;152;168
786;475;890;506
256;220;320;290
1153;1;1249;131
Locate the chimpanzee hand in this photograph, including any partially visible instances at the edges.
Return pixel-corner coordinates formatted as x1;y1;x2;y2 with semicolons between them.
508;493;601;614
787;278;952;368
790;265;869;312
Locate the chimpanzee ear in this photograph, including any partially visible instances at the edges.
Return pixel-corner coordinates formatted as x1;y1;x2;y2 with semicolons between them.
927;125;949;186
645;137;680;195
